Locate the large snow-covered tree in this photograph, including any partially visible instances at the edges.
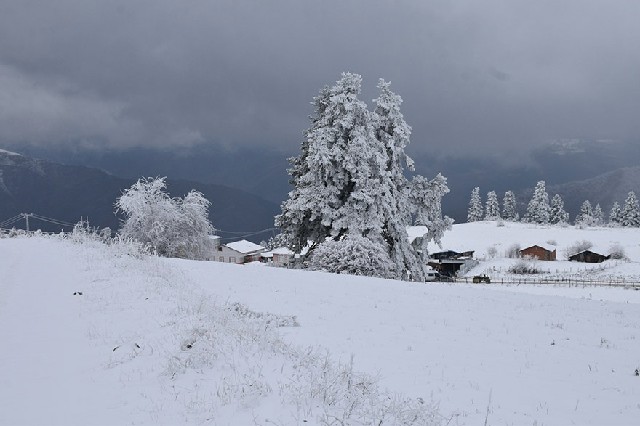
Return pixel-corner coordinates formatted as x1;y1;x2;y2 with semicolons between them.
621;191;640;227
467;187;483;222
484;190;500;220
609;201;622;226
593;203;604;226
502;190;518;221
276;73;449;280
575;200;594;226
549;194;569;225
115;177;215;259
524;181;550;224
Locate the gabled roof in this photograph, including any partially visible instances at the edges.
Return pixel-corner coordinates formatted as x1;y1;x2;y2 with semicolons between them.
521;244;555;252
225;239;265;254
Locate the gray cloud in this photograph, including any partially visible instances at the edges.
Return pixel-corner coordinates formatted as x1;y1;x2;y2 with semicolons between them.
1;0;639;156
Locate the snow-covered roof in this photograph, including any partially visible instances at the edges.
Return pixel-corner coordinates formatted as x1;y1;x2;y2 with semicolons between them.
271;247;293;255
225;239;265;254
262;247;294;258
0;149;21;156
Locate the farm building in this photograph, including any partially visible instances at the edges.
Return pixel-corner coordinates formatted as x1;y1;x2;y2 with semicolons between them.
568;250;610;263
428;250;477;277
520;245;556;261
213;239;266;264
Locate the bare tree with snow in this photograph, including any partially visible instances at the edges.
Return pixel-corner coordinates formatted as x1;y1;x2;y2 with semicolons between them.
115;177;215;259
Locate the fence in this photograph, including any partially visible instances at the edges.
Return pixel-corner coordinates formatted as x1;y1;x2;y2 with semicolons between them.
455;276;640;289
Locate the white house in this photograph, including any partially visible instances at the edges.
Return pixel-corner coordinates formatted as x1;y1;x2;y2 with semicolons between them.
213;239;266;264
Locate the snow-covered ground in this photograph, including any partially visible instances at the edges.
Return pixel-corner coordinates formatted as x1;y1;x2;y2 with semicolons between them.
428;221;640;283
1;229;640;425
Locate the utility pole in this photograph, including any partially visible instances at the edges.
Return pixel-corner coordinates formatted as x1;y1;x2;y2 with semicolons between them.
23;213;32;232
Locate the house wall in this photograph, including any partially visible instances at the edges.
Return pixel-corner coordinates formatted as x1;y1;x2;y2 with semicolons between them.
215;246;245;264
521;246;556;261
272;253;292;267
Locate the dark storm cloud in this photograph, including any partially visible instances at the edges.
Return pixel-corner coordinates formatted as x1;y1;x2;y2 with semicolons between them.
1;0;639;155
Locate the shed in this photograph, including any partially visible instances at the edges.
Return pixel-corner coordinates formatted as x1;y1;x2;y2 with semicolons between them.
568;250;610;263
520;245;556;261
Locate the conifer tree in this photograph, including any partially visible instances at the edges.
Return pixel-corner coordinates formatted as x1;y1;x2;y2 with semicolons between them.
467;187;483;222
576;200;594;226
502;190;518;221
524;181;550;224
549;193;569;224
609;202;622;226
276;73;450;280
485;190;500;220
621;191;640;227
593;203;604;226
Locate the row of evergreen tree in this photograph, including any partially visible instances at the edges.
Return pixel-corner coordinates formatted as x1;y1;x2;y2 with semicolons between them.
468;181;640;226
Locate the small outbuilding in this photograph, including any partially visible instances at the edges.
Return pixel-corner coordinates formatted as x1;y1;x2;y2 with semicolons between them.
568;250;610;263
520;245;556;261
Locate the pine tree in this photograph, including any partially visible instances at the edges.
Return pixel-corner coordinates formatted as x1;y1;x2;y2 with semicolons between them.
409;174;454;250
609;202;622;226
467;187;483;222
593;203;604;226
576;200;594;226
549;193;569;225
502;191;518;221
485;191;500;220
371;78;426;279
621;191;640;227
276;73;449;280
524;181;550;224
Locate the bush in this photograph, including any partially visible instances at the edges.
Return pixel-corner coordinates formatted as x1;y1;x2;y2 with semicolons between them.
308;235;395;279
508;257;542;274
608;243;627;260
486;246;497;259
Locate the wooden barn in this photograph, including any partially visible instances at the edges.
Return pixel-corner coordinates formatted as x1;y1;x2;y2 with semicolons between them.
568;250;610;263
520;245;556;261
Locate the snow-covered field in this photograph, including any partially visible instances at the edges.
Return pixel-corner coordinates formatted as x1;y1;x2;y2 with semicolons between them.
1;228;640;425
429;221;640;283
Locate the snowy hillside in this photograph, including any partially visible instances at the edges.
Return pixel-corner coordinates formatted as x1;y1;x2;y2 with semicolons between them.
428;221;640;283
1;233;640;425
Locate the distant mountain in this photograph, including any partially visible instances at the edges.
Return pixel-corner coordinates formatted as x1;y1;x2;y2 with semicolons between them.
545;167;640;219
9;137;640;225
0;149;279;242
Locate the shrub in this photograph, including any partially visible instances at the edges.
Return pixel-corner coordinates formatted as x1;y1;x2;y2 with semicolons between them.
508;257;542;274
608;243;627;260
486;246;497;259
308;235;395;279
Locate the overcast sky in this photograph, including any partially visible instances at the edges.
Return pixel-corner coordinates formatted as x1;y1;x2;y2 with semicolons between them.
1;0;639;157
